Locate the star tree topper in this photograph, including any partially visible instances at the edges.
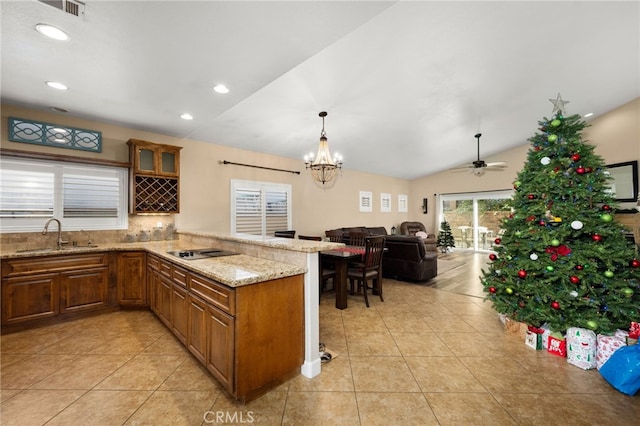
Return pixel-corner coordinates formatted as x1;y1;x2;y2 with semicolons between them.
549;93;570;115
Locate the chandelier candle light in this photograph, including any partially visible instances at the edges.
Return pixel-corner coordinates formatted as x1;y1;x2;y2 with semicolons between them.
304;111;343;185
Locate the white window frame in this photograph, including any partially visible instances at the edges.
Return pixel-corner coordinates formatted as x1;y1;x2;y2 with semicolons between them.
0;156;128;232
230;179;292;237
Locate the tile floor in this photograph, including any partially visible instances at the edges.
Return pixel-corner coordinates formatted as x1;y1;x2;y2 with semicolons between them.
1;264;639;425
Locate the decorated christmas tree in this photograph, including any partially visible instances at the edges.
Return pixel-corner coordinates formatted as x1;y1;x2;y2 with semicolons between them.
437;219;456;253
482;94;640;334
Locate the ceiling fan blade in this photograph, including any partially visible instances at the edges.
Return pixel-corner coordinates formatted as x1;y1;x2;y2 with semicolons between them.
485;161;508;168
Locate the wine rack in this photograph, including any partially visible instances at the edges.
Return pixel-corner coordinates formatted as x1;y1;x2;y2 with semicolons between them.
133;176;179;213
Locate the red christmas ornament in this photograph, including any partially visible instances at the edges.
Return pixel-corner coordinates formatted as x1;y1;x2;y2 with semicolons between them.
517;269;527;279
518;301;526;308
550;254;558;261
539;220;547;226
489;287;497;294
631;259;640;268
570;275;580;284
602;205;611;211
489;253;497;261
534;146;542;151
586;167;593;173
571;154;581;162
551;301;560;310
575;265;584;270
592;234;602;242
527;194;536;200
576;166;586;175
526;215;536;222
494;238;502;245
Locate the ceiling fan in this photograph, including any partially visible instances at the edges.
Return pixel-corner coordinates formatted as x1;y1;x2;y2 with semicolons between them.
450;133;507;176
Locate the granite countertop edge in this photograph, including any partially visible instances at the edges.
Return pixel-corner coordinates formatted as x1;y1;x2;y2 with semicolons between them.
0;241;307;288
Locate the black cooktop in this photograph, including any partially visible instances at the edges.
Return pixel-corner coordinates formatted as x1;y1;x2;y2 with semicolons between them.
166;248;238;260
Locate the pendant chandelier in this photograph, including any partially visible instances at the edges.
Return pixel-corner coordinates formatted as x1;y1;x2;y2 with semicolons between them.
304;111;343;185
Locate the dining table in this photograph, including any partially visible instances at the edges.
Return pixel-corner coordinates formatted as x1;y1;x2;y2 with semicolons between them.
320;246;365;309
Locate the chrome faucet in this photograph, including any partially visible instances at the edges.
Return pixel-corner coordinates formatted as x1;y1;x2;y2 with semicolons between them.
42;218;68;249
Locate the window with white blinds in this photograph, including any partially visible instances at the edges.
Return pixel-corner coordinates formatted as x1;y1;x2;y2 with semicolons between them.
0;157;128;232
231;180;291;236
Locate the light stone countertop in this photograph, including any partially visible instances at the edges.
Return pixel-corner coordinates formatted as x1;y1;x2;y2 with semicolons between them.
178;230;341;252
0;240;308;288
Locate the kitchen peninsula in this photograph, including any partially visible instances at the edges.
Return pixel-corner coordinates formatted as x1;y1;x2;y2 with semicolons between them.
1;232;338;402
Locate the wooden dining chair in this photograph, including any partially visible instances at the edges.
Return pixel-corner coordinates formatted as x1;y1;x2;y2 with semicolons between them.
299;235;322;241
348;231;368;247
274;230;296;238
347;235;385;307
325;230;343;243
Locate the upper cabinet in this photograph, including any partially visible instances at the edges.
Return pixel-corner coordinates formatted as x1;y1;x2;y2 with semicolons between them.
127;139;182;214
128;138;181;177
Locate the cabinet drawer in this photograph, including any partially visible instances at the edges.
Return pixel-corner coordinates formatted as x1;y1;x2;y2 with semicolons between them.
147;254;160;271
172;265;188;287
159;260;172;278
2;253;108;277
189;274;235;315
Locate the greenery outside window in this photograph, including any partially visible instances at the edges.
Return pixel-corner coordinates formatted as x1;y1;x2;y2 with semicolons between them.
0;157;128;232
231;180;291;237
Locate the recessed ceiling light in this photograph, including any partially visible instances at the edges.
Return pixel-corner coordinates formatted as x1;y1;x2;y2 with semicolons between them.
35;24;69;41
180;113;193;120
213;84;229;94
46;81;68;90
584;112;594;118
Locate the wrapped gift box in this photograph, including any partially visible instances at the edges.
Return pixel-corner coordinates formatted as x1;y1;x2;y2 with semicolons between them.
567;327;597;370
547;333;567;357
597;331;627;370
525;327;543;350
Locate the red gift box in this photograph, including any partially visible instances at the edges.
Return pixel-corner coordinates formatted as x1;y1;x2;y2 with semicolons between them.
629;322;639;339
547;334;567;357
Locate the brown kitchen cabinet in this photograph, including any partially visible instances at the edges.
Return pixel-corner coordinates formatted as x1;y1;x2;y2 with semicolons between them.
127;138;182;214
1;253;114;330
117;251;147;306
145;254;303;402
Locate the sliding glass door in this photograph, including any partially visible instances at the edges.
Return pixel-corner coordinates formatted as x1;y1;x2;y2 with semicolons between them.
438;190;513;251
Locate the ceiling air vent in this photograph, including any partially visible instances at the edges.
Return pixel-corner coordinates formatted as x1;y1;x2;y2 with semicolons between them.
38;0;85;17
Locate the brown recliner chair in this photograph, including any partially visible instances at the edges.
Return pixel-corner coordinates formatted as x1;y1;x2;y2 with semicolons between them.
399;221;436;252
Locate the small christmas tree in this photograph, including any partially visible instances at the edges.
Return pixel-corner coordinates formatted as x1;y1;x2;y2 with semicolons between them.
437;219;456;253
481;94;640;334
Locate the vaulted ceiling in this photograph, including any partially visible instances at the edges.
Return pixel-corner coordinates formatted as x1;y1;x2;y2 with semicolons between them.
2;1;638;179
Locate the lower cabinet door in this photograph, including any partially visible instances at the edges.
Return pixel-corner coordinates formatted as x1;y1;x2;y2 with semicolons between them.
171;283;188;344
156;276;172;327
60;267;109;313
187;294;207;364
1;273;60;324
206;305;235;392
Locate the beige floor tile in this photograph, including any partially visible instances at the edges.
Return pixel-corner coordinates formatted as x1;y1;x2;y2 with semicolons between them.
405;356;487;392
282;391;359;425
0;354;22;369
87;332;163;355
288;356;354;392
357;392;439;425
212;390;287;424
409;302;457;316
36;329;120;355
437;331;505;356
391;331;454;356
0;354;77;389
459;356;548;393
350;356;420;392
343;314;388;334
0;389;86;426
124;390;217;425
30;354;132;390
95;354;186;390
0;328;77;354
492;392;640;425
142;333;190;355
0;388;21;403
45;390;152;425
425;392;517;425
381;313;435;333
159;356;224;392
423;314;477;332
346;331;401;357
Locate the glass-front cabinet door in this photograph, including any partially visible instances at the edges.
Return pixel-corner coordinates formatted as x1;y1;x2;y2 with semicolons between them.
128;139;181;177
138;148;155;173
